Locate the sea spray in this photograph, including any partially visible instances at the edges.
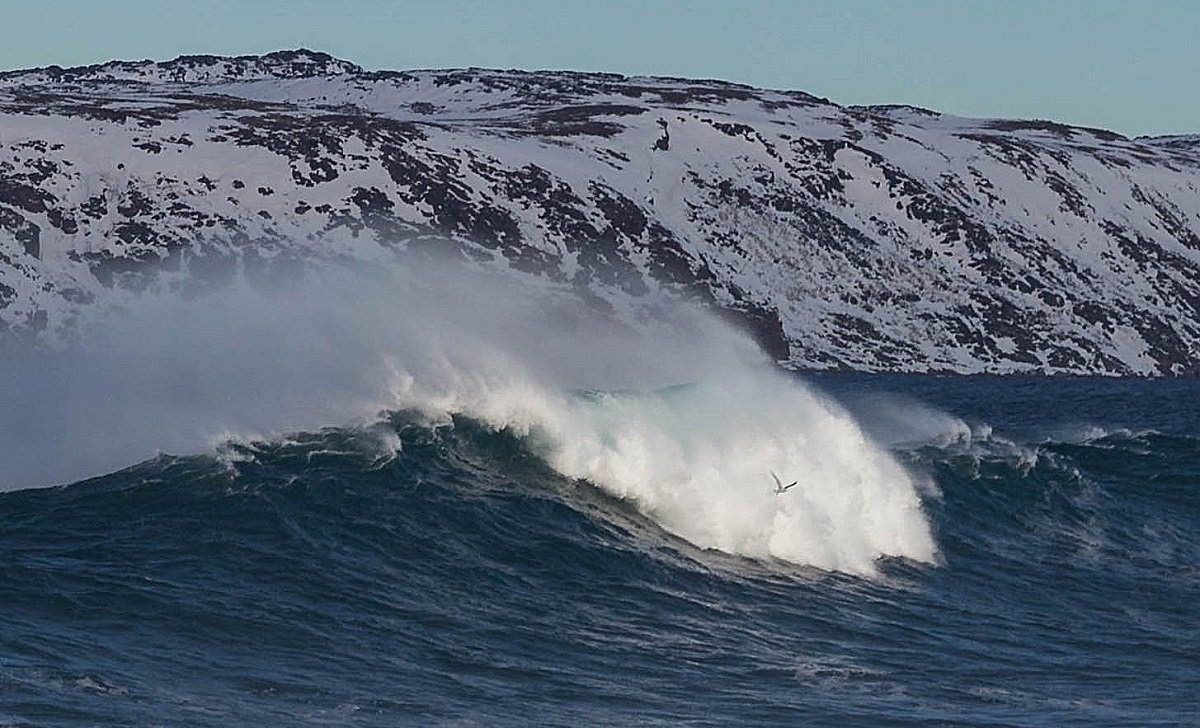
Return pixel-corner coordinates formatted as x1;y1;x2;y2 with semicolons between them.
0;259;935;571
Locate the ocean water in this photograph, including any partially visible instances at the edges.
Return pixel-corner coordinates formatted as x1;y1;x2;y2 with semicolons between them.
2;373;1197;727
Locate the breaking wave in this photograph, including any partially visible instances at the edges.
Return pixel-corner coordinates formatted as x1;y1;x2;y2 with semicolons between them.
0;260;934;573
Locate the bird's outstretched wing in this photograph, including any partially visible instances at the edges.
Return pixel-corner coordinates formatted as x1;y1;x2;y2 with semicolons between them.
783;481;797;492
770;470;783;489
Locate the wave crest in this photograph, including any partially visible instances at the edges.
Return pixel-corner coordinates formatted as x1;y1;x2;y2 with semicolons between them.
0;260;936;573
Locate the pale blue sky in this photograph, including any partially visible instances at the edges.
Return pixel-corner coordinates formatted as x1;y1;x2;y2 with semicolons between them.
2;0;1195;137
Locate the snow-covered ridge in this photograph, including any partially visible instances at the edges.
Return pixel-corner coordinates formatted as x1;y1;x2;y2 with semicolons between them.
0;49;362;86
2;51;1199;375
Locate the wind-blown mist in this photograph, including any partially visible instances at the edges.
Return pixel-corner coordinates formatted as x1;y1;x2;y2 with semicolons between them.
0;261;936;572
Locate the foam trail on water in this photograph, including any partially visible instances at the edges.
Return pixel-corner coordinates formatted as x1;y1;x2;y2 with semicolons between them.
0;260;935;572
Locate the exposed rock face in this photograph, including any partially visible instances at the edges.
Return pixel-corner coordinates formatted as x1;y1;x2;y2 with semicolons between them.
1;49;1199;374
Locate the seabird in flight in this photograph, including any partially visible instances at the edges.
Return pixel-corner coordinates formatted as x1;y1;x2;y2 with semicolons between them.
771;470;797;495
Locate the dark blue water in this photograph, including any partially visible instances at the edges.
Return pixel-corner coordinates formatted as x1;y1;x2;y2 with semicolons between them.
2;375;1198;726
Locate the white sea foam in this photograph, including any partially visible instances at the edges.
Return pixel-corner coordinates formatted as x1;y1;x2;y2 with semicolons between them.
0;259;936;572
395;362;938;572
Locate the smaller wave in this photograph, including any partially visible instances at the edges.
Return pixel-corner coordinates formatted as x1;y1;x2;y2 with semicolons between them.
1039;424;1159;447
831;391;982;450
213;423;403;475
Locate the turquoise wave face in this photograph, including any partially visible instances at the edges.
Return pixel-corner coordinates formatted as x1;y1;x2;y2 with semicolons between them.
2;376;1198;726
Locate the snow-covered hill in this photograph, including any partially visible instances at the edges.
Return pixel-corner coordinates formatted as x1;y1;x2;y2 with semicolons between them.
2;49;1199;374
